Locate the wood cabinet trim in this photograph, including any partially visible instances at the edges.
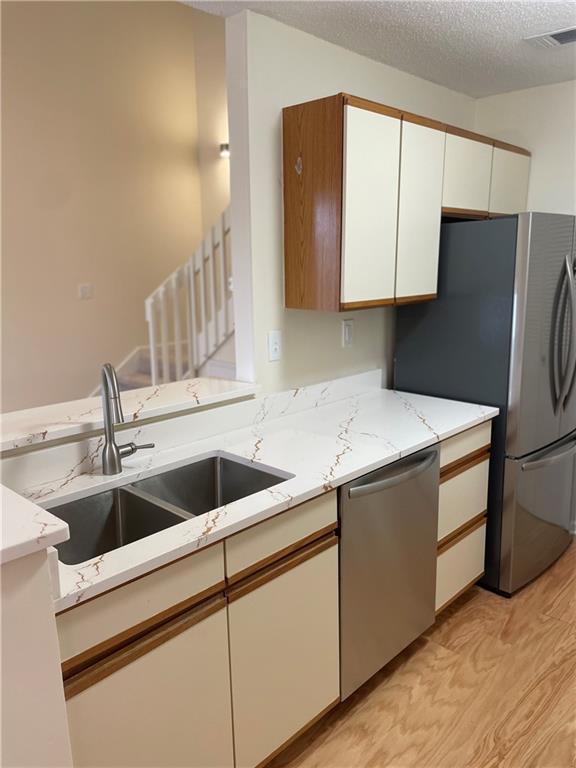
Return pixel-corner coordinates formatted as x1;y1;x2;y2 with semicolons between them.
435;572;485;615
440;447;491;483
227;522;338;587
441;207;489;220
283;94;343;311
340;298;395;311
437;511;488;550
437;516;487;555
256;698;340;768
493;139;531;157
394;293;437;305
64;596;226;699
342;93;402;119
401;112;447;132
445;125;494;146
227;533;338;604
61;580;226;679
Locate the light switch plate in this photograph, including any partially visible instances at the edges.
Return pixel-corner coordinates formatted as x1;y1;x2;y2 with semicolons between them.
267;330;282;361
342;319;354;347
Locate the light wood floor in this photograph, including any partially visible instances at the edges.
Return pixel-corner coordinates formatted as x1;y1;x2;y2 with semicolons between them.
270;542;576;768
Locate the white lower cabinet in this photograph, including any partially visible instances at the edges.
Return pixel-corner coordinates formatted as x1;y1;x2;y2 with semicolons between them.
436;521;486;612
66;599;234;768
228;540;340;768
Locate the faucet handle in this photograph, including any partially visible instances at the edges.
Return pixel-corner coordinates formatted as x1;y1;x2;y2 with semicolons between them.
118;442;155;458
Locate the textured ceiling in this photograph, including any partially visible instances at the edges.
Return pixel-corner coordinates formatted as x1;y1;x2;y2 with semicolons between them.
189;0;576;97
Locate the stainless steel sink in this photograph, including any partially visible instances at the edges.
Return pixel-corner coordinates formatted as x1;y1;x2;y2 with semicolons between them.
52;487;189;565
132;453;291;517
50;453;292;565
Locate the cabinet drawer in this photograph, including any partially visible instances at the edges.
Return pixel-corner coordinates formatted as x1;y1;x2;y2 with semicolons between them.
440;422;492;469
57;543;225;668
435;521;486;612
438;459;489;543
225;491;337;582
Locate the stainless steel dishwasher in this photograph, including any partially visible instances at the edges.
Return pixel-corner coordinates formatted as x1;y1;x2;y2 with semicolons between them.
339;446;440;699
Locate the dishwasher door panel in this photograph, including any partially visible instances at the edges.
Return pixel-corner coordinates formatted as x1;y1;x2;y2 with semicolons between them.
339;447;439;700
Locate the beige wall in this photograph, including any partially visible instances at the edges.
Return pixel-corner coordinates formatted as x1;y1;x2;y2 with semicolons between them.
226;11;476;392
2;2;228;412
474;80;576;215
192;10;230;233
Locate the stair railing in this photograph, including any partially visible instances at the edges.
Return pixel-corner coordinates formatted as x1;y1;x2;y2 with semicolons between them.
145;208;233;385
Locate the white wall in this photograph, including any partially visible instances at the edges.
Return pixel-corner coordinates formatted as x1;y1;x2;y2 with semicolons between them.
226;11;477;392
475;80;576;215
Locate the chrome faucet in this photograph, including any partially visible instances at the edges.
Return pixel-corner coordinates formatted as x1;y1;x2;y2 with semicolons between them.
101;363;155;475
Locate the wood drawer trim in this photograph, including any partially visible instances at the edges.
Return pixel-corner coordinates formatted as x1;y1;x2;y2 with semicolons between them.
340;298;395;311
440;446;490;482
445;125;494;146
394;293;437;305
257;697;340;768
401;112;446;132
435;572;485;615
64;596;226;700
227;522;338;587
437;515;487;555
227;533;338;604
493;139;531;157
61;580;226;679
343;93;402;119
442;207;489;220
437;511;487;551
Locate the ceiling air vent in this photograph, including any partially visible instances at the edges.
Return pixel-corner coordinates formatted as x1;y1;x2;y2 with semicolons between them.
525;26;576;48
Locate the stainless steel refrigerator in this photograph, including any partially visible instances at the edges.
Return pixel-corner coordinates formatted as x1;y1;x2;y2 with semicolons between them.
395;212;576;595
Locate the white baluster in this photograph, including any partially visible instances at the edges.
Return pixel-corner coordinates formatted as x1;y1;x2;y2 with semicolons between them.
195;246;207;367
185;259;196;376
213;214;226;346
159;285;170;384
145;296;159;386
171;272;183;381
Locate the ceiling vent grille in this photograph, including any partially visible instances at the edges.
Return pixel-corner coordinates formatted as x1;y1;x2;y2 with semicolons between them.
525;26;576;48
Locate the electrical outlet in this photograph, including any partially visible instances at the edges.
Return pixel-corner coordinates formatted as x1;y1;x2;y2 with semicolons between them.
342;319;354;347
78;283;94;300
267;330;282;362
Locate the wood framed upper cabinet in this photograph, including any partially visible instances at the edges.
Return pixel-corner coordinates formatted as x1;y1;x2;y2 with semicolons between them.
442;129;493;215
341;104;401;308
65;599;234;768
283;93;401;311
489;142;531;215
227;537;339;768
395;118;446;302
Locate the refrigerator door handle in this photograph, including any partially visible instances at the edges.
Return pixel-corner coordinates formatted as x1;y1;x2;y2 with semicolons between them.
562;254;576;408
559;254;576;407
521;436;576;472
348;452;437;498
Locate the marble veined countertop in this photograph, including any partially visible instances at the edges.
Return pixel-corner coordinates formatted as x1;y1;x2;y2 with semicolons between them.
1;373;497;611
0;377;257;452
17;388;496;611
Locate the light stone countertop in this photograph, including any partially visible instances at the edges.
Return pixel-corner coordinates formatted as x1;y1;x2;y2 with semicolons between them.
0;377;258;452
0;371;497;611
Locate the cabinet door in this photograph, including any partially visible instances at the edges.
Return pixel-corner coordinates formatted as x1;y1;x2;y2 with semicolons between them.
489;147;530;214
66;600;234;768
442;133;493;212
341;105;401;307
228;540;339;768
396;121;446;300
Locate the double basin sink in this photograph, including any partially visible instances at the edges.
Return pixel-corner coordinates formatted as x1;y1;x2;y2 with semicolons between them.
51;453;292;566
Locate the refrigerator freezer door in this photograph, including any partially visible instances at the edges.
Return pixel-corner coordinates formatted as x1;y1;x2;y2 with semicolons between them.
507;213;575;458
560;242;576;438
500;433;575;593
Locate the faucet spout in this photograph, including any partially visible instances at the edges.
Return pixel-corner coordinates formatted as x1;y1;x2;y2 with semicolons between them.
100;363;154;475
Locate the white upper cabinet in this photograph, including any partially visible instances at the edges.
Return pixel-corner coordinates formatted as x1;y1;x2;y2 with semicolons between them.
442;132;493;212
489;146;530;214
396;120;446;301
341;105;401;306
